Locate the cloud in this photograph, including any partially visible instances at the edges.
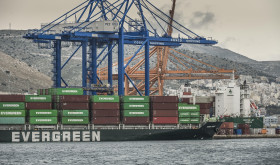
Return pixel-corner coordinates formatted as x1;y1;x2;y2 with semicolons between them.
172;1;191;25
219;37;237;48
189;11;215;29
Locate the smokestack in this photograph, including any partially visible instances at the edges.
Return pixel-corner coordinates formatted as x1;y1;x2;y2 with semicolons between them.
231;70;235;82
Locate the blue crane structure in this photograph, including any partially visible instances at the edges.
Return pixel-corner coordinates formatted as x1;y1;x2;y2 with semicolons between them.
24;0;217;96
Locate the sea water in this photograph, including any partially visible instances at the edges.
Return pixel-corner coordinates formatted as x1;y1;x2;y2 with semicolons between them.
0;139;279;165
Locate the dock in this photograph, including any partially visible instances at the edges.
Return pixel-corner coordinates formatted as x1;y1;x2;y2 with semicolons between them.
214;134;280;139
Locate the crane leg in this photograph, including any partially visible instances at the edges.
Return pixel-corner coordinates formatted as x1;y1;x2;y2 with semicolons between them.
118;28;124;96
145;31;150;96
82;41;87;95
91;39;97;95
54;40;62;88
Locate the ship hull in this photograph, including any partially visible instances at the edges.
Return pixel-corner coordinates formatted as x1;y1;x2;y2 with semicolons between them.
0;122;222;142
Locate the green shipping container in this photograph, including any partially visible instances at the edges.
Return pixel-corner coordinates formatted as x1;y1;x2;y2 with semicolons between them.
222;117;264;128
29;110;58;117
53;96;59;103
62;117;89;124
62;110;89;117
0;110;26;117
49;88;84;95
122;103;149;110
122;96;150;103
190;112;200;117
25;95;52;102
190;118;200;124
179;118;191;124
91;95;119;103
0;102;25;110
178;103;200;112
178;111;191;118
123;110;150;117
0;117;25;124
29;117;57;125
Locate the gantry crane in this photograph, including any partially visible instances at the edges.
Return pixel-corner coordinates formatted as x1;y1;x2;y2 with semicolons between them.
24;0;220;96
97;0;236;95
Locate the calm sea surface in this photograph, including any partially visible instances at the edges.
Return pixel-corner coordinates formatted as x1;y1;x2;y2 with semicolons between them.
0;139;279;165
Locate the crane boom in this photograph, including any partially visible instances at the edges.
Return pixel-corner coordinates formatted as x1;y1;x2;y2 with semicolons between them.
167;0;176;36
158;0;176;95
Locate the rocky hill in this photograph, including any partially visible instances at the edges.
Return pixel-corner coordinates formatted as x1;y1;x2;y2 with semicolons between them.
0;51;52;94
178;45;280;79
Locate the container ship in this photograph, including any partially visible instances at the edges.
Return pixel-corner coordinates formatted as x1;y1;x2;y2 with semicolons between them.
0;88;222;142
178;80;266;136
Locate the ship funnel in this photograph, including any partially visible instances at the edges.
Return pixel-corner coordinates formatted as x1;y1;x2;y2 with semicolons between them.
231;70;235;80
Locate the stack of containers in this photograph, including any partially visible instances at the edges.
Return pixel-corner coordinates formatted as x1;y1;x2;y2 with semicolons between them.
0;95;26;124
276;127;280;134
25;95;57;125
150;96;179;124
238;123;250;135
122;96;150;125
58;95;90;125
178;103;200;124
37;89;49;95
182;96;214;116
91;95;120;125
218;122;234;135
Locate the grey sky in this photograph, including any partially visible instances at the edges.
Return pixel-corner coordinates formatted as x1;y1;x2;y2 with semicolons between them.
0;0;279;61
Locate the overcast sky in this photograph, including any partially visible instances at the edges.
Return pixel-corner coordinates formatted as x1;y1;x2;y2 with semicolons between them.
0;0;279;61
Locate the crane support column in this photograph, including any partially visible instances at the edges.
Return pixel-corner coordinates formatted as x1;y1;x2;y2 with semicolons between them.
145;32;150;96
108;40;113;89
82;41;87;95
125;75;129;95
91;39;97;95
118;28;125;96
55;40;62;88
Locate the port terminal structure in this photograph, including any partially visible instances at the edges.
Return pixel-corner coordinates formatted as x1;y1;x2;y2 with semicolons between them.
24;0;222;96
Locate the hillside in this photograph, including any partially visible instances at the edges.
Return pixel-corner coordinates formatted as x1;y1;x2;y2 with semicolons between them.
0;30;279;91
257;61;280;78
178;45;280;79
179;44;257;64
0;51;52;93
175;48;277;82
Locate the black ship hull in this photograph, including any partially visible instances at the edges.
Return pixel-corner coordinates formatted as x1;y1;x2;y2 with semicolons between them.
0;122;222;142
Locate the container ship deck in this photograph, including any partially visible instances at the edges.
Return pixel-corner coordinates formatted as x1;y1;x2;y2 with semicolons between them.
0;88;222;142
0;122;221;142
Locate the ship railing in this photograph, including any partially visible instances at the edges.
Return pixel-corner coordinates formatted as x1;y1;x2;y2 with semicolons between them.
32;125;58;130
179;124;200;129
122;124;150;130
92;125;120;130
0;125;26;131
152;124;178;130
61;124;89;130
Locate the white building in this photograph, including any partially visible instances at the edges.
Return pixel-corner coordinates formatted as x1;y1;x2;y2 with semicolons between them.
264;116;278;127
215;81;241;117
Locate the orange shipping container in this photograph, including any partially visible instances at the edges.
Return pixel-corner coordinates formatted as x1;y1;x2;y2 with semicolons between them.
261;129;267;134
220;122;234;129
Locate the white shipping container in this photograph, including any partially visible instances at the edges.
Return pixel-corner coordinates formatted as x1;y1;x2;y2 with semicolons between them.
190;96;214;104
266;128;276;135
250;128;262;135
